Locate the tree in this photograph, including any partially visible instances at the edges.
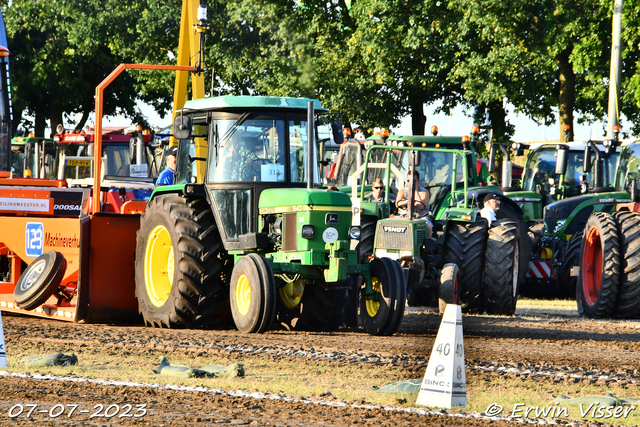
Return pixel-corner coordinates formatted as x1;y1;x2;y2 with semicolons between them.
5;0;182;136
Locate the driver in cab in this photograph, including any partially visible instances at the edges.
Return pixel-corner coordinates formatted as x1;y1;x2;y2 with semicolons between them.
395;171;430;216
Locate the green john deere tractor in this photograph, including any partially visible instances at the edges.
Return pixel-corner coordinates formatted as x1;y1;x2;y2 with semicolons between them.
134;95;405;335
350;139;527;315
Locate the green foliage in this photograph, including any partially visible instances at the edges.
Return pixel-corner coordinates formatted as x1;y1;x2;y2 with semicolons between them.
4;0;640;141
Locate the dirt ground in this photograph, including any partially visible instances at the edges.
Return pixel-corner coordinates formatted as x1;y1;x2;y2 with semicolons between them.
1;302;639;426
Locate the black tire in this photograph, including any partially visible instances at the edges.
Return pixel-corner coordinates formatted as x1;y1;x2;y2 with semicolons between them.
382;259;406;335
135;195;227;329
14;251;67;310
438;263;460;314
443;220;488;314
484;220;520;315
612;211;640;318
356;215;377;262
577;212;620;318
277;280;350;332
360;258;405;336
561;229;584;297
229;254;277;333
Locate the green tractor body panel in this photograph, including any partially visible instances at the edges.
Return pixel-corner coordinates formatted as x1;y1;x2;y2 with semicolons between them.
502;190;543;222
259;187;350;209
373;217;429;260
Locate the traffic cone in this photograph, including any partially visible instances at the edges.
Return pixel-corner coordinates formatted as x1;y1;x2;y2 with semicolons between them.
0;310;6;368
416;303;466;408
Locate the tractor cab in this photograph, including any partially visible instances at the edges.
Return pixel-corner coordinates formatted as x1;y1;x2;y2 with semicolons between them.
10;135;56;178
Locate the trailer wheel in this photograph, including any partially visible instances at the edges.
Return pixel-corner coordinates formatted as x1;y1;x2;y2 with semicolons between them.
577;212;620;318
443;220;488;314
484;220;520;315
14;251;67;310
230;254;277;333
612;211;640;318
135;195;227;329
561;230;583;297
277;280;350;332
438;263;460;314
360;258;405;336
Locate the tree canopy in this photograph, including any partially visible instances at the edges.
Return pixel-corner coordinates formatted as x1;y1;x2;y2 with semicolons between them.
5;0;640;141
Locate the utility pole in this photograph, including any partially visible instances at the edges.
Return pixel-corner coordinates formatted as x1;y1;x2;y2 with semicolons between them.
607;0;623;139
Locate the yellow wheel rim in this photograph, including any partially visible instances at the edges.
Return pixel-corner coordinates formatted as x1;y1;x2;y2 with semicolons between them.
235;274;251;316
279;279;305;309
144;225;174;307
366;276;381;317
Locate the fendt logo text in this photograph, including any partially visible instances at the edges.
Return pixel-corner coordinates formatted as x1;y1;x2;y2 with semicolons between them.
383;226;407;233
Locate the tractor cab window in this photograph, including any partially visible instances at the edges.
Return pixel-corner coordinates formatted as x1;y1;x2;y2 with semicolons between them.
289;120;320;185
11;144;25;176
58;144;94;181
616;142;640;191
209;117;286;183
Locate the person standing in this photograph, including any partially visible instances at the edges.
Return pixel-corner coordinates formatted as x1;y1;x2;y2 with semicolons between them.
156;146;178;185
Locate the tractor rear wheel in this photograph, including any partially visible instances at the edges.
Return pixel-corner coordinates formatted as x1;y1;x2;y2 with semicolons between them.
484;220;520;315
438;263;460;314
230;254;277;333
577;212;620;318
360;258;405;336
612;211;640;318
443;220;488;314
561;230;583;297
14;251;67;310
135;195;227;329
276;280;350;332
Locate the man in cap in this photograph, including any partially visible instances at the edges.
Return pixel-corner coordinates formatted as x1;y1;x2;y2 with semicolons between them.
156;145;178;185
480;193;501;226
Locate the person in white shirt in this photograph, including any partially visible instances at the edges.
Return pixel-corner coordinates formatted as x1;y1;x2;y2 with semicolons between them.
480;193;501;226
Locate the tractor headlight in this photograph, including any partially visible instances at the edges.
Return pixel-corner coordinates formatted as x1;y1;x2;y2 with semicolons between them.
349;226;361;240
301;225;315;239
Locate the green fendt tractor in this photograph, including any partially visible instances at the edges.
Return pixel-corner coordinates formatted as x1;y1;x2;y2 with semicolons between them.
350;137;527;315
519;133;627;297
575;139;640;318
134;95;405;335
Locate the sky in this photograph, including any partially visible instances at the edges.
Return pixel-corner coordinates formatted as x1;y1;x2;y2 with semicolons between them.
92;100;621;144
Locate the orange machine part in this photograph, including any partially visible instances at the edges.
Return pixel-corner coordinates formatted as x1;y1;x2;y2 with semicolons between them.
83;213;140;323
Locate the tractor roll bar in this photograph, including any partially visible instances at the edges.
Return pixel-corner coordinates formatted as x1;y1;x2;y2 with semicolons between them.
93;63;197;213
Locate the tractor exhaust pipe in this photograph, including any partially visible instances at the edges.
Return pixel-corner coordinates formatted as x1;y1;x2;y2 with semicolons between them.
307;101;314;189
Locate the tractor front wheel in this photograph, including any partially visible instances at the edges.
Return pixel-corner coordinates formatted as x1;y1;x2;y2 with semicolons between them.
438;263;460;313
577;212;620;318
229;254;277;333
359;258;406;336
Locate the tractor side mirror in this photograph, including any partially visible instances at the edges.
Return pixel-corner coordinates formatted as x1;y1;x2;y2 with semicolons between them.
488;144;496;173
583;145;592;173
556;145;569;175
331;119;344;145
173;115;192;140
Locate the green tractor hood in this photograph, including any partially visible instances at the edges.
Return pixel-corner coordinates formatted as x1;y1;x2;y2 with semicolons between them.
259;188;352;210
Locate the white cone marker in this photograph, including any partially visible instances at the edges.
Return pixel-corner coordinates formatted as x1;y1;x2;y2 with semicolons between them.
416;303;466;408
